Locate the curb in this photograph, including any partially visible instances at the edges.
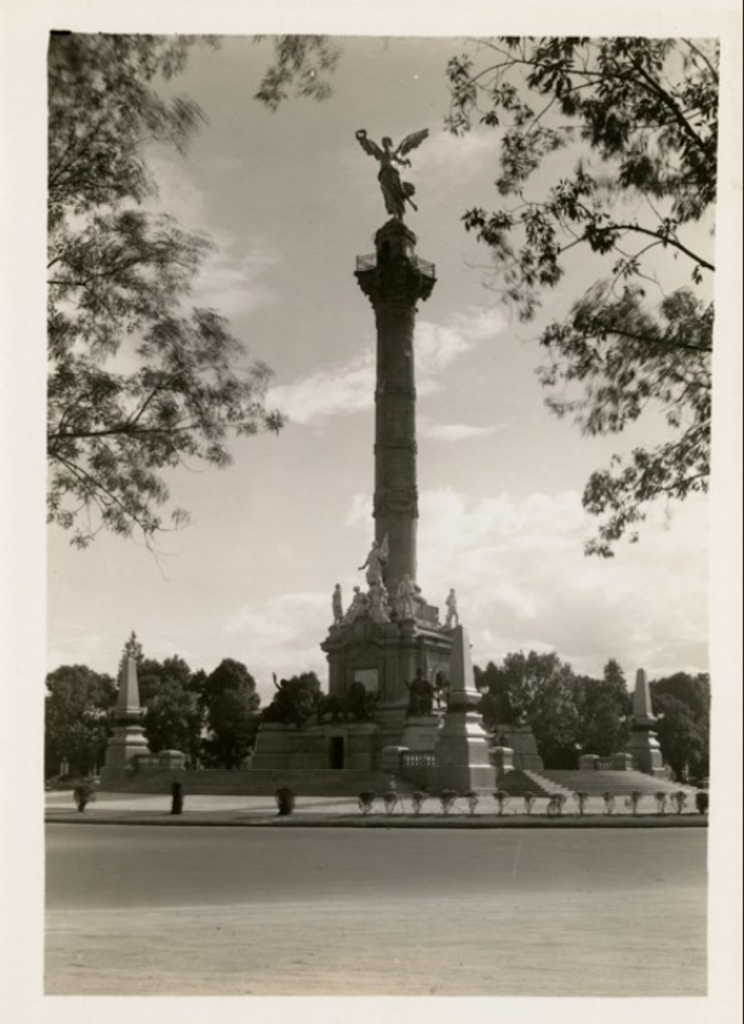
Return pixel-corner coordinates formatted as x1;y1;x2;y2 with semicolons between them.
45;812;709;829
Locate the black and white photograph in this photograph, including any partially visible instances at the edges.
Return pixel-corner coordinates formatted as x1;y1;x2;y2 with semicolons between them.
1;6;741;1023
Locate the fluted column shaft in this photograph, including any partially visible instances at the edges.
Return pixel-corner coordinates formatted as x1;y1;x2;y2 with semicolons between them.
355;220;435;597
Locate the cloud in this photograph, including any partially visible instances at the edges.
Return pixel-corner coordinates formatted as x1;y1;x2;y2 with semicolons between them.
222;591;330;699
412;488;708;679
417;129;497;187
415;307;507;375
189;238;279;317
268;350;376;425
418;417;508;443
336;486;707;680
269;306;507;427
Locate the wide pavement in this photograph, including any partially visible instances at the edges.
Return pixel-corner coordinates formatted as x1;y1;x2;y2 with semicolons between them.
46;821;707;996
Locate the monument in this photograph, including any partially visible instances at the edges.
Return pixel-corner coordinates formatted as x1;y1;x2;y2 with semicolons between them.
253;129;495;780
319;128;453;760
430;625;497;792
626;667;666;776
100;656;150;784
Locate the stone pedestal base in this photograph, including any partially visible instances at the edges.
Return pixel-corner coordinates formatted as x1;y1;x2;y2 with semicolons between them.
252;720;380;771
627;732;666;777
499;725;544;771
401;714;440;751
430;711;496;793
252;723;297;770
491;745;515;778
101;723;150;784
158;749;186;770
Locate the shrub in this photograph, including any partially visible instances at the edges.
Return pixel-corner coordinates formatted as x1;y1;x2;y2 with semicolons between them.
523;791;536;815
438;789;459;815
170;781;184;815
410;791;428;815
493;790;509;815
629;791;643;816
274;787;295;817
464;791;479;815
695;791;709;814
73;782;96;812
603;792;616;815
671;790;688;815
655;791;668;815
573;791;589;816
358;791;376;815
382;790;400;815
547;793;567;817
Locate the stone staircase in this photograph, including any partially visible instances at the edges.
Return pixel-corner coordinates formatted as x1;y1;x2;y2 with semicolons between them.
539;769;696;797
101;767;417;798
497;769;573;799
496;768;696;800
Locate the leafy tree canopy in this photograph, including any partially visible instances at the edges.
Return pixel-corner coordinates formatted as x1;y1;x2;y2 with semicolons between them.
48;33;285;548
653;691;707;780
45;665;117;776
261;671;322;727
446;36;717;554
200;658;261;768
143;677;203;758
253;35;341;111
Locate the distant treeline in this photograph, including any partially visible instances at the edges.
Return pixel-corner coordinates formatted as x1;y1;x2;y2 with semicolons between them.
45;634;709;782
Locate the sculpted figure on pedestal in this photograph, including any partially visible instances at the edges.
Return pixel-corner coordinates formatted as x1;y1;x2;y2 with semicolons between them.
444;588;459;629
358;536;388;587
332;583;343;625
355;128;429;221
342;586;370;624
406;668;435;717
396;573;416;620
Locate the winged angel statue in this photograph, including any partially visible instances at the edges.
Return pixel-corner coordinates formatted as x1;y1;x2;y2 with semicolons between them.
355;128;429;221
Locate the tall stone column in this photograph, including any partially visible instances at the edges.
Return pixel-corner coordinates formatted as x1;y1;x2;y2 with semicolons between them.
355;219;435;597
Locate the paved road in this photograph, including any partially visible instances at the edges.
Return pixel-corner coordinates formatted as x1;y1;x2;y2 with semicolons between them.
46;825;707;996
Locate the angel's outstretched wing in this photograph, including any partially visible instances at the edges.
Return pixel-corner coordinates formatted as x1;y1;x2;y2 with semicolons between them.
396;128;429;158
355;129;384;160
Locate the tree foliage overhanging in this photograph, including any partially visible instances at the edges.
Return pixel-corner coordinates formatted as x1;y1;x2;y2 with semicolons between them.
446;37;717;554
47;34;285;548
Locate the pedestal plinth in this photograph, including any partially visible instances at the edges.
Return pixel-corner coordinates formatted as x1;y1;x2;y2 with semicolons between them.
627;731;667;777
498;724;545;771
401;714;441;751
321;613;451;757
430;626;496;793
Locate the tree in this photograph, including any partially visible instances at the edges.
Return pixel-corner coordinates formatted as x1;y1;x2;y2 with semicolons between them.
480;650;581;766
574;659;631;755
579;691;627;757
143;677;203;760
45;665;117;777
131;655;203;760
654;692;706;781
475;661;518;734
200;658;261;768
261;672;322;727
48;33;285;547
253;36;341;111
651;671;710;779
446;37;717;554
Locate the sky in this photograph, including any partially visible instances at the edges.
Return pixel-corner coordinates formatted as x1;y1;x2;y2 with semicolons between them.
41;32;724;702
